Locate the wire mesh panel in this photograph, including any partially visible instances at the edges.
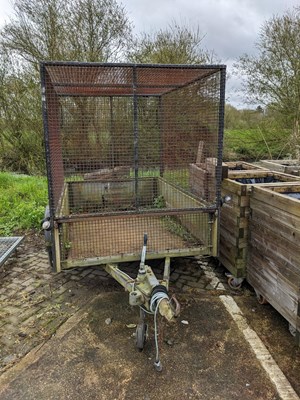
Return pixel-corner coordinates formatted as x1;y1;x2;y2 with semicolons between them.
0;237;23;266
41;62;226;269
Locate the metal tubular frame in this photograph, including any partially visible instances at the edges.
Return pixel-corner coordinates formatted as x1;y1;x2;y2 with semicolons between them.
40;62;226;272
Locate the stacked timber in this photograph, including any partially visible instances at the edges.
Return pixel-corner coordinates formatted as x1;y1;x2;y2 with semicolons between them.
224;161;267;177
219;171;300;278
248;184;300;341
189;158;219;202
189;141;226;202
260;159;300;176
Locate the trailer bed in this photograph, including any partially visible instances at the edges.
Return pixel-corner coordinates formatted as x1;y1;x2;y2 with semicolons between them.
66;215;203;261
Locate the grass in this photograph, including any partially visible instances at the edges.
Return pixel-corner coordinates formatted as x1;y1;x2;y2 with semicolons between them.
0;172;48;235
224;129;291;161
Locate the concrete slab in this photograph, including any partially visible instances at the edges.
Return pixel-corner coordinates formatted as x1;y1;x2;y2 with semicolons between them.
0;292;280;400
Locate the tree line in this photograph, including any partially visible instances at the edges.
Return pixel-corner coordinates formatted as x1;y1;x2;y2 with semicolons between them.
0;0;299;173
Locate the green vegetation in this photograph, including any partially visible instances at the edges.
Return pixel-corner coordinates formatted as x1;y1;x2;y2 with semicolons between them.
0;172;48;235
224;128;291;161
153;195;166;209
163;216;197;244
224;105;292;160
235;8;300;155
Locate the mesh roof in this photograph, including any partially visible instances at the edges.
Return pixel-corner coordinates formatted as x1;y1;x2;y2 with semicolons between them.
43;62;223;96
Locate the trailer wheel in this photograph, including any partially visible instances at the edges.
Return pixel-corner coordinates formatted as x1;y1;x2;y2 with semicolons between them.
254;289;268;305
227;277;242;290
43;206;54;270
136;323;148;351
257;294;268;305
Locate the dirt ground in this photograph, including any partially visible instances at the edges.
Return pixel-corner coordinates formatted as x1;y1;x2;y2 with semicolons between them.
0;291;281;400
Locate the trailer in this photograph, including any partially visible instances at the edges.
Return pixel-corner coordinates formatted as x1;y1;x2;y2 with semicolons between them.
40;62;226;369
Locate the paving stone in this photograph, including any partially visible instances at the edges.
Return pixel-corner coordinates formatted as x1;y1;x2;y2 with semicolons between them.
80;269;93;277
70;275;81;281
7;315;19;325
53;286;68;296
170;272;179;280
6;282;21;291
192;270;204;278
209;277;221;289
22;285;37;293
9;278;27;286
22;278;37;287
205;284;215;290
9;272;19;278
91;269;109;277
184;281;205;289
18;308;41;323
216;282;227;290
174;268;190;275
1;306;22;316
190;288;207;294
69;269;81;275
183;276;198;283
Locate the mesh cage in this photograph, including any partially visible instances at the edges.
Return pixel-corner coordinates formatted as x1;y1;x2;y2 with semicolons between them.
41;62;226;267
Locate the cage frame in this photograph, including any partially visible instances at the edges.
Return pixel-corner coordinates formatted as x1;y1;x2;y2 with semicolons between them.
40;61;226;272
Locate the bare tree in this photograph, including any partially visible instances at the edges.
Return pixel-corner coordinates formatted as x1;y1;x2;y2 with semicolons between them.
0;0;133;173
1;0;132;68
127;22;215;64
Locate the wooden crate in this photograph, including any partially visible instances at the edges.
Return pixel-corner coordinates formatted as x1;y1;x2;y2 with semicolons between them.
248;184;300;343
260;159;300;176
219;171;300;278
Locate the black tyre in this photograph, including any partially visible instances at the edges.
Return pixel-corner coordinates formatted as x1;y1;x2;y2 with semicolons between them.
135;323;148;351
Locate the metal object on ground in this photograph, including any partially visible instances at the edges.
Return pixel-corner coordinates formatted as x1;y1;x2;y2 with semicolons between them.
0;237;24;267
40;62;226;272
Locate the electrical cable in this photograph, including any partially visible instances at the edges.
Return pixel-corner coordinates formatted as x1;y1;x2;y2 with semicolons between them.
150;291;169;366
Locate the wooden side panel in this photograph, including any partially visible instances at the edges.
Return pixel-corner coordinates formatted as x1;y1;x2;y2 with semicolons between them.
219;173;300;278
219;179;249;277
248;185;300;338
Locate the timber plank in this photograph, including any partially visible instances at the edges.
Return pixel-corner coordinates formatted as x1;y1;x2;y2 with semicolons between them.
251;186;300;217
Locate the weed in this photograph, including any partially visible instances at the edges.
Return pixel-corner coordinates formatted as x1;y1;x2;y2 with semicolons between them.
153;195;166;208
163;216;197;244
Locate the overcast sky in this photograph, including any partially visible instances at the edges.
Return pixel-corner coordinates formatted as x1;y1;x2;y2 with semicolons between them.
0;0;299;108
